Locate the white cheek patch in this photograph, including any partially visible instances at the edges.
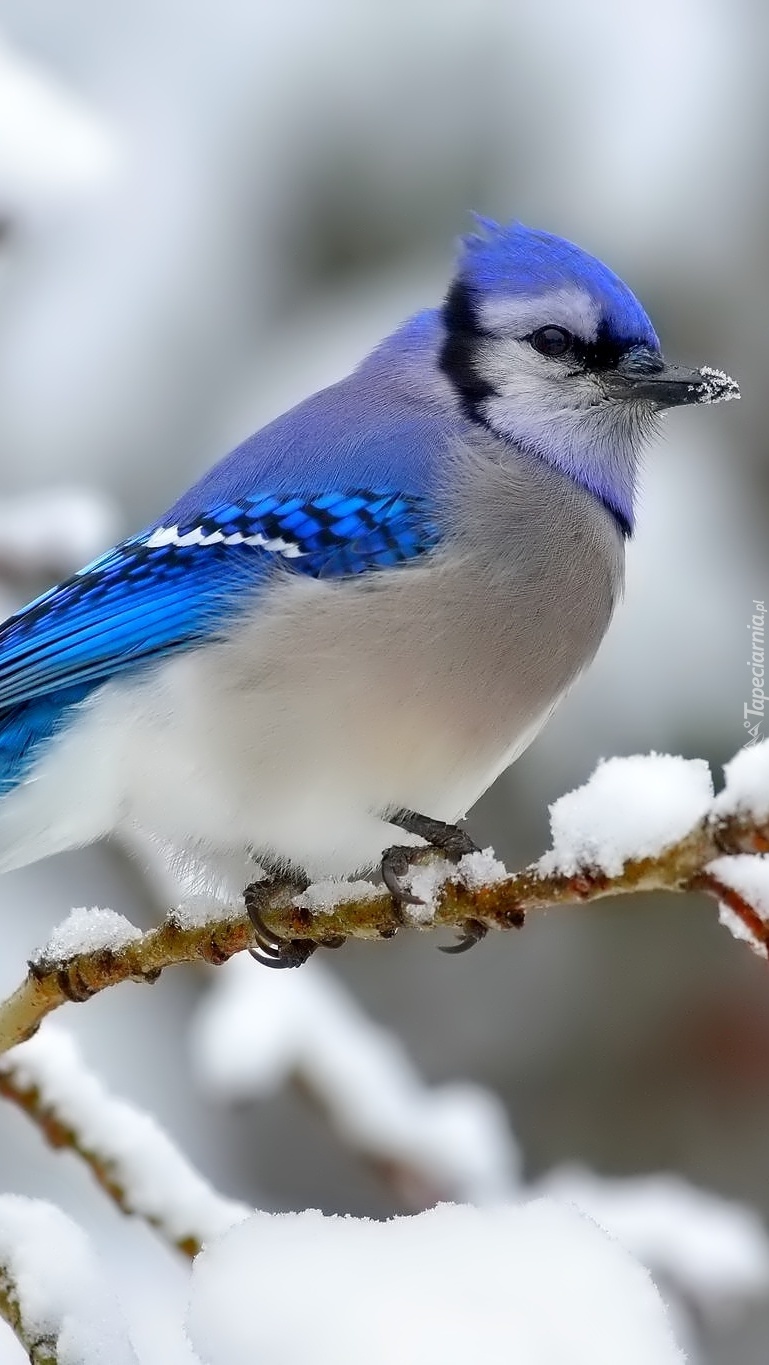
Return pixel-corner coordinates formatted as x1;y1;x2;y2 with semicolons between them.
476;337;604;436
144;526;307;558
477;337;566;397
477;286;601;343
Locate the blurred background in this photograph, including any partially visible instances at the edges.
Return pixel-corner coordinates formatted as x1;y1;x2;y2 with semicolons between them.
0;1;767;1360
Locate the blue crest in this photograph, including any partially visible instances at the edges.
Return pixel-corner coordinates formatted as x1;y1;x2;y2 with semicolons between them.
457;218;658;351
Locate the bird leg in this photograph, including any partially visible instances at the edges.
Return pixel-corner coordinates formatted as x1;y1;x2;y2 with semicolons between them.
383;809;488;954
245;875;320;969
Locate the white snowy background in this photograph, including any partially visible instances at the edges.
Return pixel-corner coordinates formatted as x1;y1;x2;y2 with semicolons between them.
0;1;767;1360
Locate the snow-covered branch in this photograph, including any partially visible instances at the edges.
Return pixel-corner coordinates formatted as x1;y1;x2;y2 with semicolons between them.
187;1199;686;1365
192;954;520;1207
0;1028;249;1258
0;745;768;1054
0;1196;137;1364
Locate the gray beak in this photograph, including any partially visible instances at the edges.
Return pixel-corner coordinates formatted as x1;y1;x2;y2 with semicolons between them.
605;346;740;409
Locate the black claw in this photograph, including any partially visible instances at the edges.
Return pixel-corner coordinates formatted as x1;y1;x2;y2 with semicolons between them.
381;810;480;911
438;919;489;955
249;941;318;969
381;846;425;908
245;902;283;955
245;877;316;969
248;932;281;958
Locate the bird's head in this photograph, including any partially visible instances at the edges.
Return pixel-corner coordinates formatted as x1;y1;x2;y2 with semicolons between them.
439;219;739;534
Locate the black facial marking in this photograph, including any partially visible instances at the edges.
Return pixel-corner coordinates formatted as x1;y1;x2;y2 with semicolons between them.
439;280;497;421
442;276;482;337
569;321;653;373
440;283;660;433
525;319;654;373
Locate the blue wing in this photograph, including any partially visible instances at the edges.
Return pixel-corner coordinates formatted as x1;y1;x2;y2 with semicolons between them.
0;487;440;715
0;310;461;791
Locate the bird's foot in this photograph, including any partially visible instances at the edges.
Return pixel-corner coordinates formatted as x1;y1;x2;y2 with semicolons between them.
437;917;489;955
245;875;320;969
383;809;487;953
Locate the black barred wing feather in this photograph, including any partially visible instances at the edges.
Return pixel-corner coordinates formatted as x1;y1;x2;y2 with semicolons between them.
0;489;440;711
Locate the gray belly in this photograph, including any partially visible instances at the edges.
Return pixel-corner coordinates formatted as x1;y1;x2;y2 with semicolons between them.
43;437;625;886
0;437;625;885
175;443;625;828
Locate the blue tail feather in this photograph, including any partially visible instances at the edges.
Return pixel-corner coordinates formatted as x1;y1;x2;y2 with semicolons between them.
0;684;98;795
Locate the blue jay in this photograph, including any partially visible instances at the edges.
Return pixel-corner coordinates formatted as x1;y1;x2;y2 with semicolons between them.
0;220;738;961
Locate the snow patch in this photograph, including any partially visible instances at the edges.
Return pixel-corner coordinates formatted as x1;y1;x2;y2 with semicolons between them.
293;878;383;913
188;1199;685;1365
456;846;508;889
538;1167;769;1313
192;955;519;1203
37;907;142;964
718;903;767;957
540;753;713;877
1;1029;250;1245
0;1195;137;1364
708;854;769;923
169;899;244;930
709;854;769;957
400;857;453;920
713;740;769;822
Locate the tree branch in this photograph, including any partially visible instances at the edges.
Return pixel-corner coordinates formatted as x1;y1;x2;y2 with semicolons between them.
0;1264;58;1364
0;796;764;1056
0;1060;198;1254
0;1030;249;1259
0;1196;139;1364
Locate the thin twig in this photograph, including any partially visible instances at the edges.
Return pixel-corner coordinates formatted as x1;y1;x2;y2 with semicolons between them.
0;1066;202;1256
0;1195;139;1363
0;1264;58;1363
0;1032;249;1259
0;807;764;1056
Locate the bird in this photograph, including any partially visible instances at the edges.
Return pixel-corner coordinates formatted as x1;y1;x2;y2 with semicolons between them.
0;218;738;963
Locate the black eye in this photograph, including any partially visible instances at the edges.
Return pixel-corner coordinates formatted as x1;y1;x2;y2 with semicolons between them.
530;326;572;357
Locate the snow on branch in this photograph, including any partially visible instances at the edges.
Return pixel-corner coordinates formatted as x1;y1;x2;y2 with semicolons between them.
187;1199;685;1365
192;953;769;1320
0;1195;137;1364
1;744;769;1053
192;954;520;1207
0;1028;250;1259
537;1166;769;1320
